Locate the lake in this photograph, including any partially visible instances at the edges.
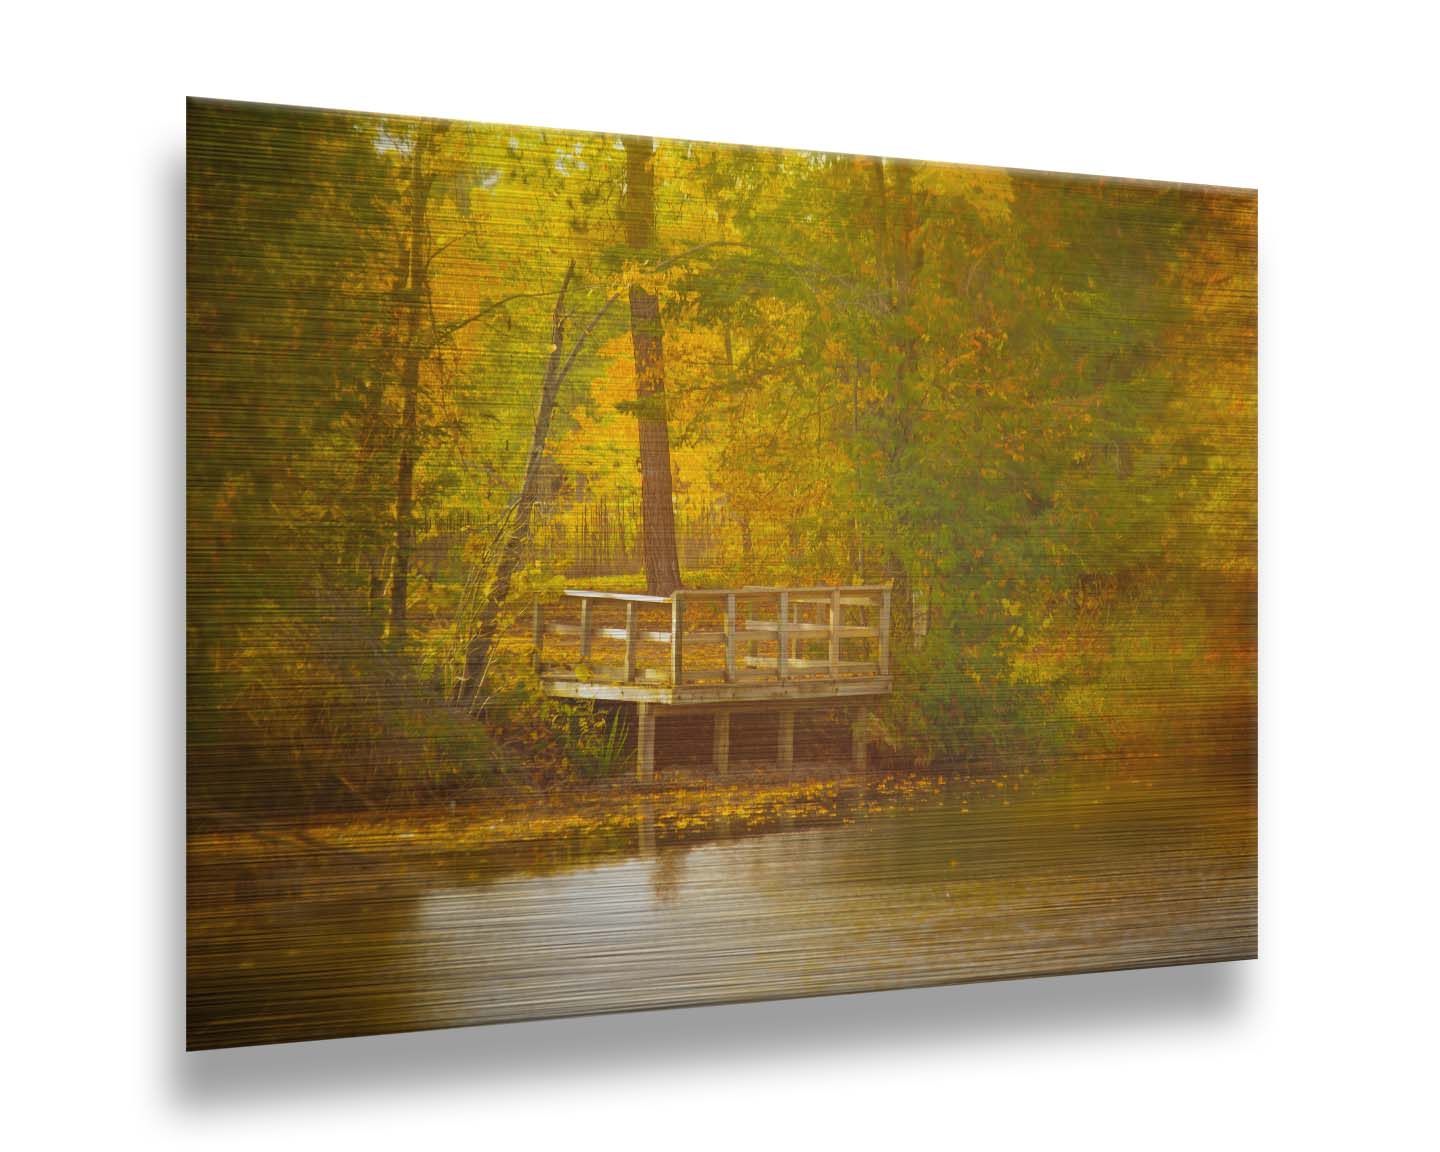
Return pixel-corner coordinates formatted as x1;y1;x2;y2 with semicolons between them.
187;756;1255;1048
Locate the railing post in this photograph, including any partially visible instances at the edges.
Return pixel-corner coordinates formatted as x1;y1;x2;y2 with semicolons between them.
670;592;684;685
724;592;736;682
829;588;841;676
624;601;638;683
776;591;789;680
578;597;592;663
532;600;543;673
878;586;892;676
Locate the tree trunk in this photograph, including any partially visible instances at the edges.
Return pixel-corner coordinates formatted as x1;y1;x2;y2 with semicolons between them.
623;136;682;596
457;261;576;706
390;132;432;647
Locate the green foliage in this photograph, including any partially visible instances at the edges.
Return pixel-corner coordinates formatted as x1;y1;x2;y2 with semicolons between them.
186;618;509;817
545;701;633;779
187;99;1255;813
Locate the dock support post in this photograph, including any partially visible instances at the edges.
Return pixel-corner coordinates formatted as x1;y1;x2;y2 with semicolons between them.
852;705;869;773
713;709;730;776
778;706;794;771
636;701;655;784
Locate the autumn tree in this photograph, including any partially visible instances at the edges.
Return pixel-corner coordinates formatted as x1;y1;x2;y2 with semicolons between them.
187;99;1256;805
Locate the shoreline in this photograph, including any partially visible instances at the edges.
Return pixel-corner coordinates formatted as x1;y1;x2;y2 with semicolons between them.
186;751;1249;900
187;762;982;891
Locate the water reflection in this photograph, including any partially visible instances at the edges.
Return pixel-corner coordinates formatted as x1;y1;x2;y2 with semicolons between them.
188;759;1254;1048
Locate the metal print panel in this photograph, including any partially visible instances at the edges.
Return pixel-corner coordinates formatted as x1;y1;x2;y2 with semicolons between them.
186;98;1256;1049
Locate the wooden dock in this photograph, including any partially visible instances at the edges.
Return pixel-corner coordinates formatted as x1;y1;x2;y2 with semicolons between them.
537;584;892;781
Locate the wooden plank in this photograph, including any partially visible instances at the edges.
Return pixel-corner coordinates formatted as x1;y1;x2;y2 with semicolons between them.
737;621;871;637
742;656;880;674
558;585;887;606
685;624;874;642
564;589;671;604
741;584;891;594
567;664;670;683
713;710;730;775
725;592;736;683
624;602;638;683
672;584;891;599
671;592;684;685
675;678;890;705
662;691;891;716
778;707;794;771
582;626;670;643
550;622;673;643
546;678;891;709
578;598;592;661
762;621;840;636
545;676;891;706
543;680;676;703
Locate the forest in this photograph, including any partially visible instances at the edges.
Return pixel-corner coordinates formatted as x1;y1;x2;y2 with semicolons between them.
186;98;1256;820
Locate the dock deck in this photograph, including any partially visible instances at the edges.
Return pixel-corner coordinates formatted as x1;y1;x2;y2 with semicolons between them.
538;584;892;780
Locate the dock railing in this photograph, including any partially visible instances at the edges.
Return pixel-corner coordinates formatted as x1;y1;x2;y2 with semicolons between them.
536;584;892;687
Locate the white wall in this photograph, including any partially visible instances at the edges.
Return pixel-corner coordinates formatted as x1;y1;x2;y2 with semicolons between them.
6;2;1437;1147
